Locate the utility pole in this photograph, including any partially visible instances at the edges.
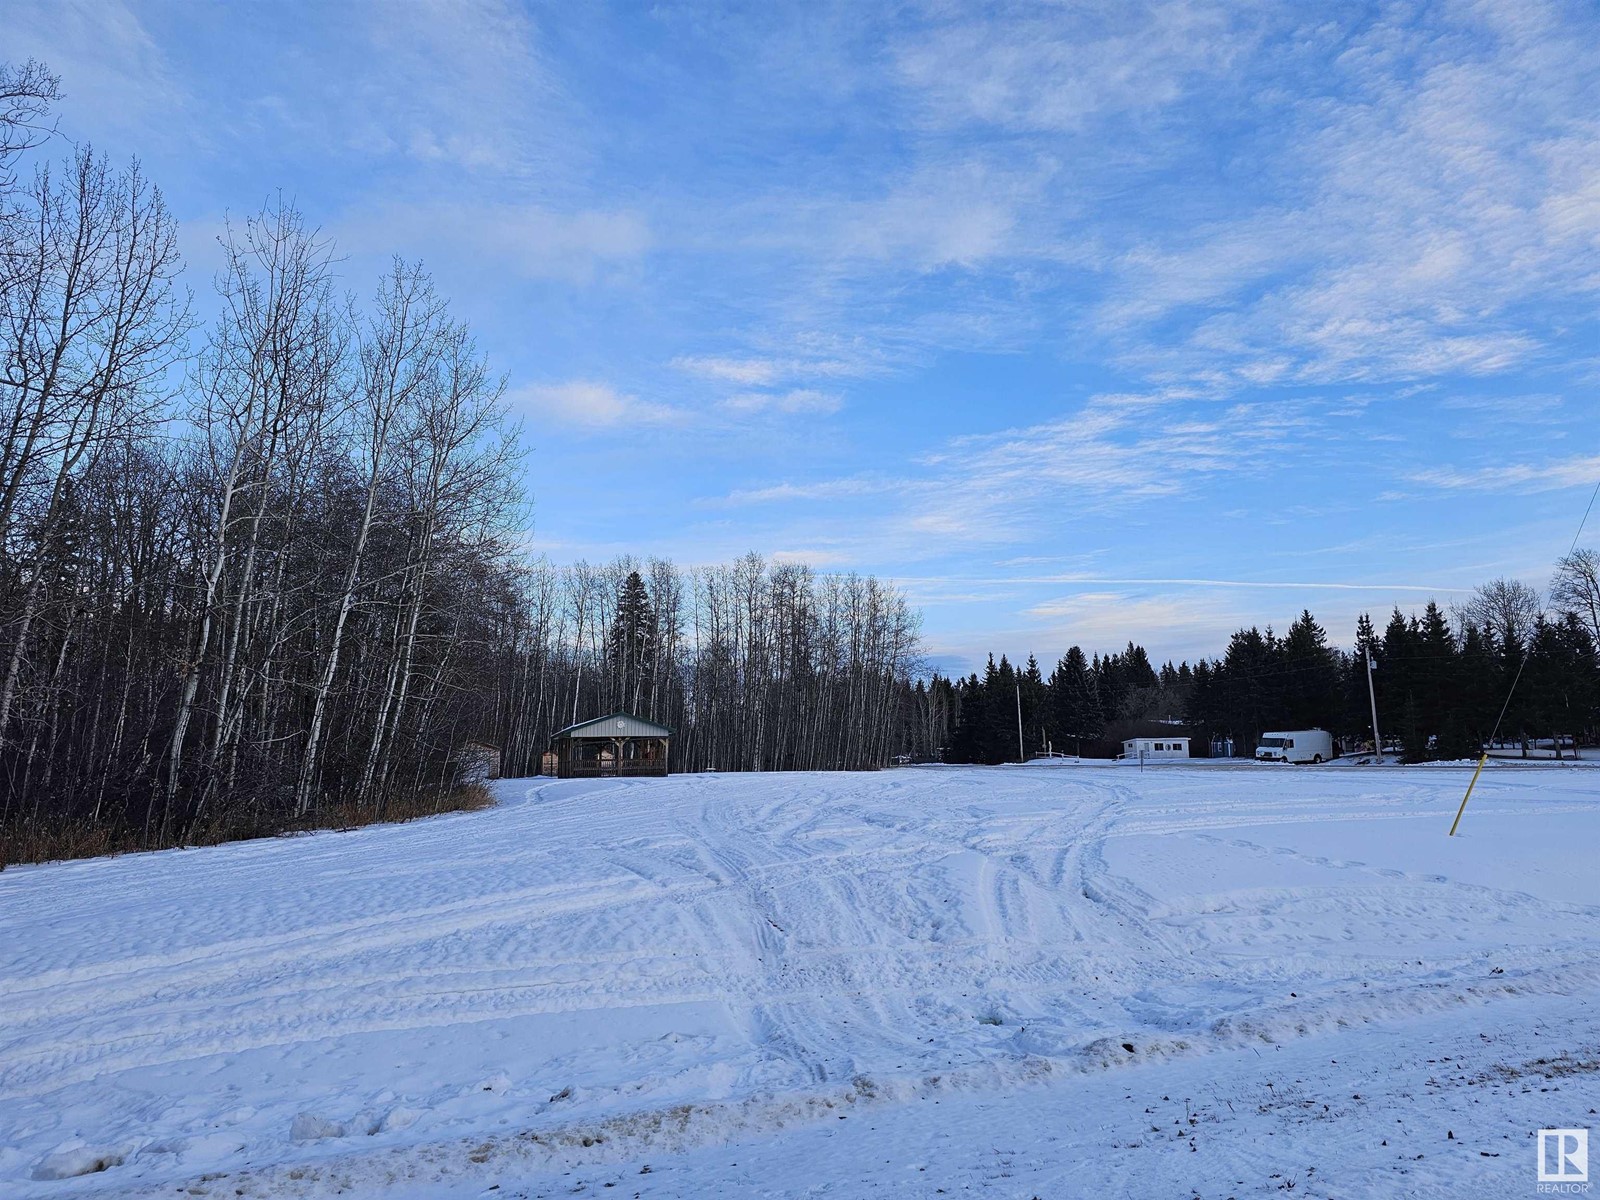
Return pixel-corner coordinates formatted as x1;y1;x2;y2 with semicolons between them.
1365;646;1384;764
1015;683;1025;763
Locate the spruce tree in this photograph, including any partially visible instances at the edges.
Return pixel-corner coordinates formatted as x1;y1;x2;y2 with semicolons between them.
606;571;657;715
1048;646;1103;749
1020;653;1047;754
984;655;1019;763
1281;610;1339;731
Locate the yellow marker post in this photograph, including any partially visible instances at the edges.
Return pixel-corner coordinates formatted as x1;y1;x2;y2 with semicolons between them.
1448;752;1490;837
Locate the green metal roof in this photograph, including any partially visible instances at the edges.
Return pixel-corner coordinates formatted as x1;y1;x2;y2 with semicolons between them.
551;712;673;740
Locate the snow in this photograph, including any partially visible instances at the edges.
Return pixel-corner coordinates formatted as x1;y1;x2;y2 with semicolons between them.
2;762;1598;1197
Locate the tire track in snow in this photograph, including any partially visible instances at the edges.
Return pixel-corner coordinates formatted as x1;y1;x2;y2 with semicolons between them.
6;765;1600;1197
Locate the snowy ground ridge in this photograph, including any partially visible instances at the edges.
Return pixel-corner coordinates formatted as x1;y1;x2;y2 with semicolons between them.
98;961;1600;1197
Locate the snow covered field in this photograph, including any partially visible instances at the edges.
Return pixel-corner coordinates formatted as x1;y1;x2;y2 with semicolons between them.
3;762;1598;1198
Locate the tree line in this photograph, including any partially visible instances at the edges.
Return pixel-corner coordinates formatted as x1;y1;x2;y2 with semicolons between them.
935;566;1600;764
488;556;922;777
0;61;925;863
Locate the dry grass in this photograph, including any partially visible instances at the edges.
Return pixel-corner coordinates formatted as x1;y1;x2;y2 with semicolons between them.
0;783;498;870
320;782;497;831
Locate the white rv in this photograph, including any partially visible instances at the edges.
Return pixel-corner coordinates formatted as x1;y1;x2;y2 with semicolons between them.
1255;729;1334;764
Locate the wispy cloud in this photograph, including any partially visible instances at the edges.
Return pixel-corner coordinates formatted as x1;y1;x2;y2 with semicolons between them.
5;0;183;143
1100;3;1600;384
510;381;679;430
723;389;842;415
690;390;1316;561
351;0;559;173
703;477;894;508
672;356;784;386
1409;453;1600;493
1022;590;1252;654
967;575;1457;594
894;391;1306;544
894;0;1253;133
338;201;650;285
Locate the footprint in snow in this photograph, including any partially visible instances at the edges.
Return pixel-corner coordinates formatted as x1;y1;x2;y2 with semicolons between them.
290;1113;347;1141
30;1143;129;1181
291;1110;388;1141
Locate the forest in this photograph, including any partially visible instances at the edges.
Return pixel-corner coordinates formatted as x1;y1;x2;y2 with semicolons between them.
934;569;1600;765
490;556;922;779
0;62;921;862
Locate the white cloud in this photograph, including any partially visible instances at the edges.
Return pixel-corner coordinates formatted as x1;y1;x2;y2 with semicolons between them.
1409;453;1600;493
709;389;1306;559
341;0;570;176
1025;589;1245;642
672;356;783;386
4;0;183;144
510;381;679;430
830;179;1020;272
900;391;1288;542
338;201;650;285
1024;575;1453;594
723;389;842;415
1098;2;1600;385
770;548;854;567
917;586;1260;670
706;477;892;507
894;1;1250;133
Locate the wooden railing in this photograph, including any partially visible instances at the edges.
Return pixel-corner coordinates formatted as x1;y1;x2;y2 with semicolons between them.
561;761;668;778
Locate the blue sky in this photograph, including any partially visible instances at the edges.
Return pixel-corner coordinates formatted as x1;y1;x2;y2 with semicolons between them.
11;0;1599;672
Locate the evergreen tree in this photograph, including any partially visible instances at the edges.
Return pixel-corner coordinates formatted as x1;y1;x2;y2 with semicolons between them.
1281;609;1340;730
605;571;657;715
1415;601;1458;758
948;672;985;764
1451;622;1494;757
1020;653;1047;754
983;655;1020;762
1521;615;1600;756
1047;646;1103;749
1219;626;1275;748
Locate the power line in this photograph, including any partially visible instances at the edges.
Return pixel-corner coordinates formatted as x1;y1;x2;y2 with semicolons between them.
1567;477;1600;559
1451;470;1600;836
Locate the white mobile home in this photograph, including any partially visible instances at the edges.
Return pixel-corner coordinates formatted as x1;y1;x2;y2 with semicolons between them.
1121;736;1190;761
1255;729;1334;764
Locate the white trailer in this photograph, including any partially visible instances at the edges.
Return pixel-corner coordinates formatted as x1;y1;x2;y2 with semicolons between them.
1255;729;1333;764
1120;736;1190;761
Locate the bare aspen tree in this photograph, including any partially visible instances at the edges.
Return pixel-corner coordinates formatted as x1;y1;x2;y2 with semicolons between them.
295;262;443;815
0;60;60;187
0;150;187;743
1552;550;1600;648
163;202;339;833
1453;578;1545;649
358;318;514;806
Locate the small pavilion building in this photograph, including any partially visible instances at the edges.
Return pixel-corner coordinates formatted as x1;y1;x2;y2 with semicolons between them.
545;713;671;778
